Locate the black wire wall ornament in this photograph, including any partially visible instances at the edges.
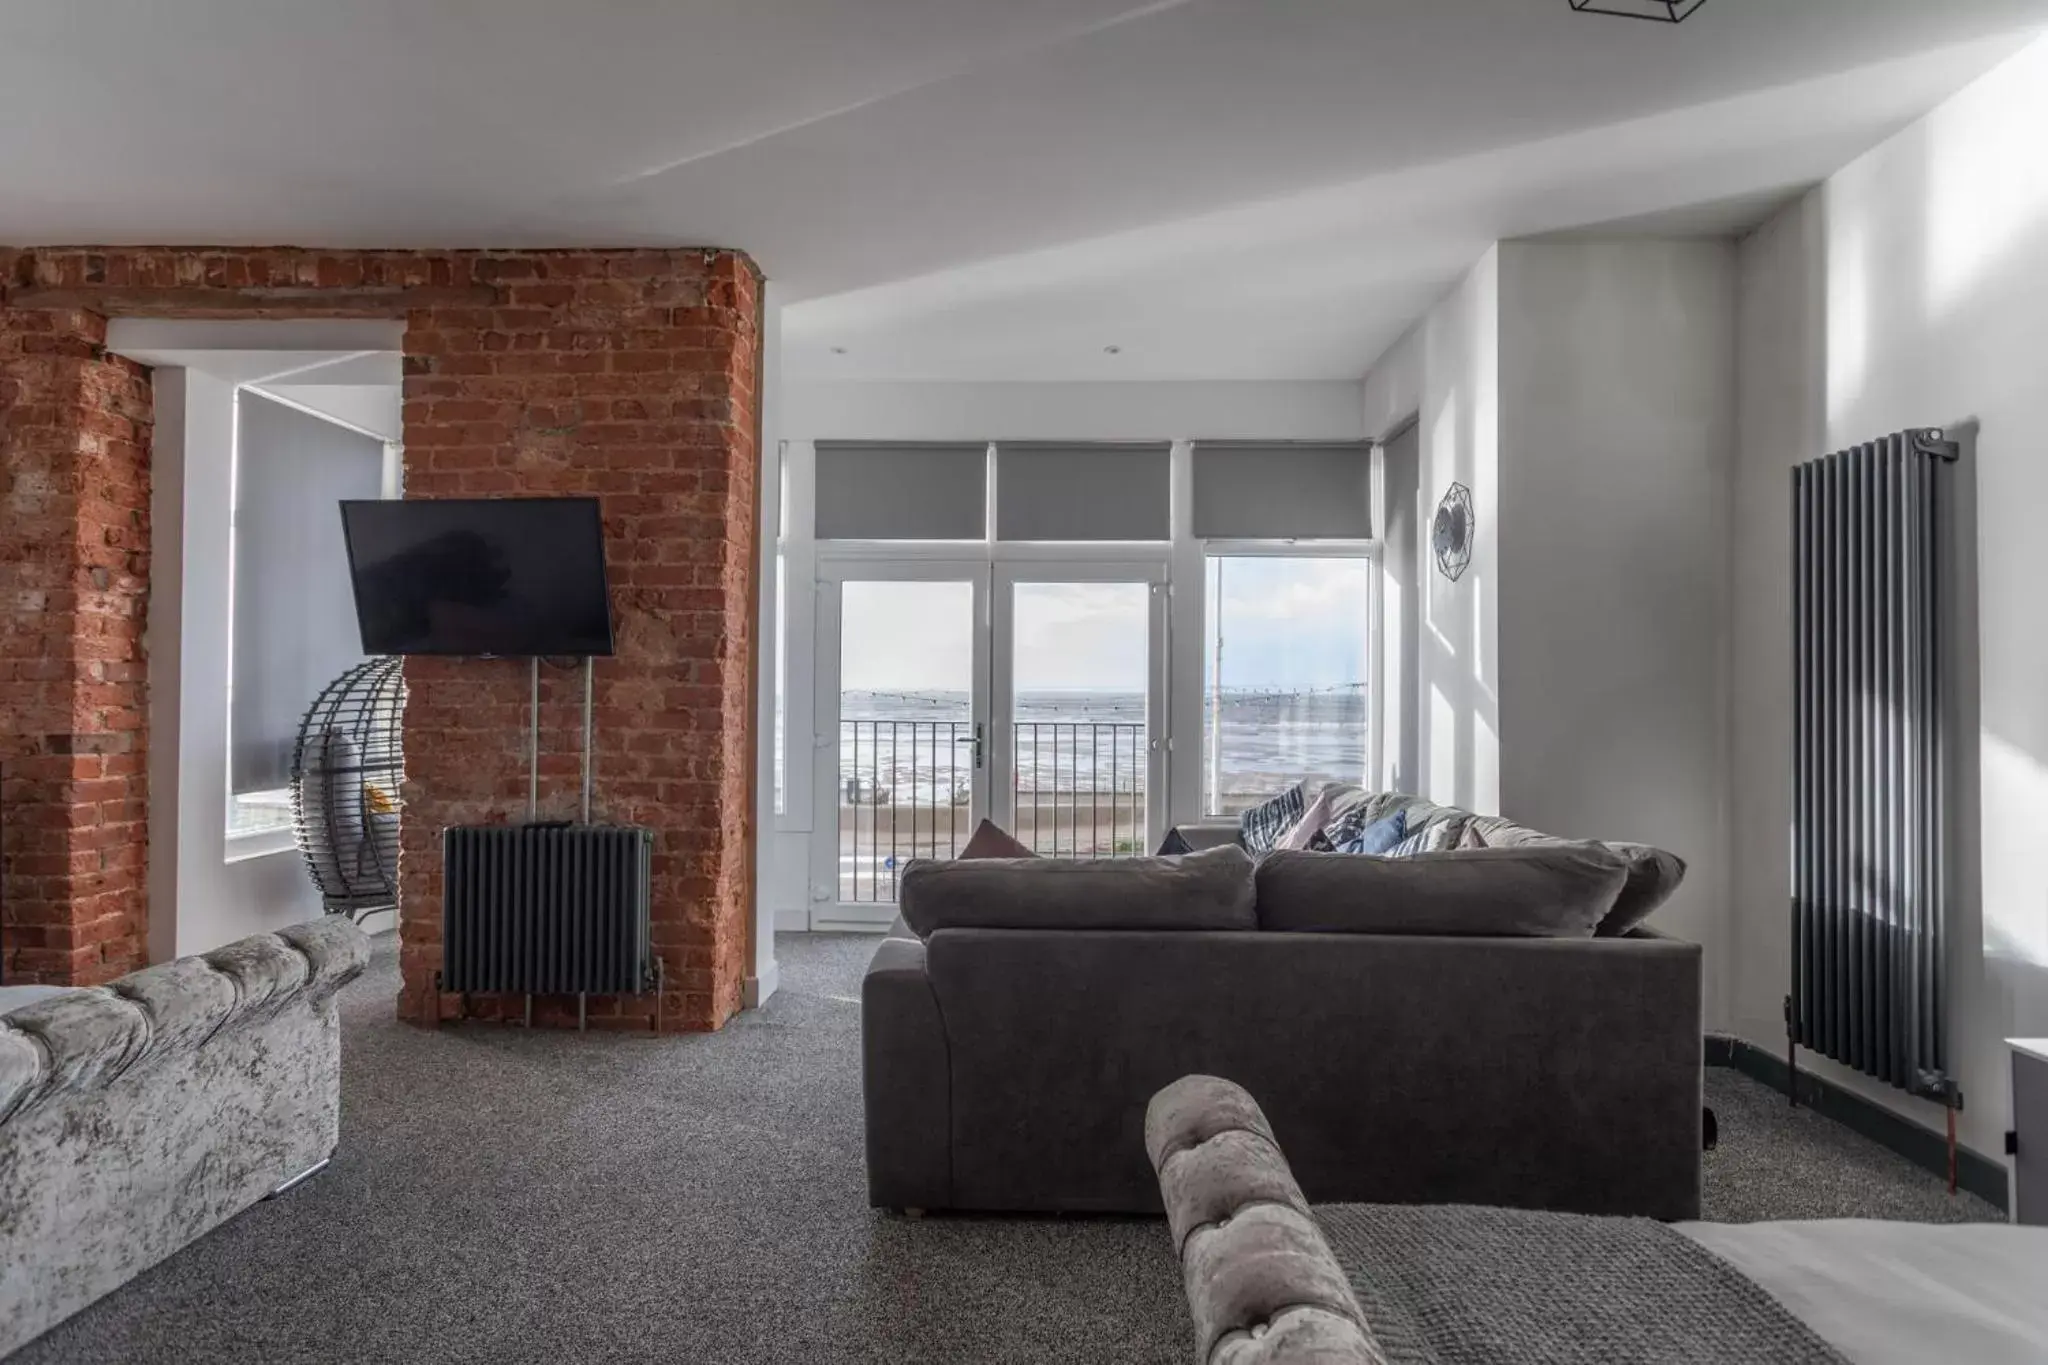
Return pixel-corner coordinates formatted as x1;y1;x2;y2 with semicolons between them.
1433;482;1474;583
1569;0;1705;22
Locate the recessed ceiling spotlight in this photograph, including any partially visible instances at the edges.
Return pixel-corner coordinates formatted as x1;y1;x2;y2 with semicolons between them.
1103;345;1123;355
1569;0;1704;21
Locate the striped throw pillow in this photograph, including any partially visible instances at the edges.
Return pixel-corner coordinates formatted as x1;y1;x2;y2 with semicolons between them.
1238;783;1307;855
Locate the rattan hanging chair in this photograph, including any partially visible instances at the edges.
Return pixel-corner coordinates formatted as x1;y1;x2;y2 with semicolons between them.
290;656;406;920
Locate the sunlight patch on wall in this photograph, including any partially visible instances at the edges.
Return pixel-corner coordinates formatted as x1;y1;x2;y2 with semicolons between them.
1429;682;1456;806
1824;214;1871;431
1981;730;2048;969
1926;37;2048;319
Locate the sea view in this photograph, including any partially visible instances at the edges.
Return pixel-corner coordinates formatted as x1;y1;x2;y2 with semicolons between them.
828;688;1367;899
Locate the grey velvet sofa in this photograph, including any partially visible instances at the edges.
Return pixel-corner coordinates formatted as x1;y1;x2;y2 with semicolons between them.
864;819;1701;1221
0;917;369;1356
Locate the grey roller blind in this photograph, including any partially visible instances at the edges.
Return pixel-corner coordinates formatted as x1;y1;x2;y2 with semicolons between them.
232;392;386;793
1192;442;1372;539
995;443;1170;541
815;442;987;540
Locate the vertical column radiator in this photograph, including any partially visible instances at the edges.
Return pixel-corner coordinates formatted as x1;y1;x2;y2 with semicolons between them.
1790;428;1958;1106
442;824;654;996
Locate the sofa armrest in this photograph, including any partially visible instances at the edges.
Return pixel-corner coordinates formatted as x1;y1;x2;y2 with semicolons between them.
0;917;369;1128
862;936;952;1210
1146;1075;1383;1365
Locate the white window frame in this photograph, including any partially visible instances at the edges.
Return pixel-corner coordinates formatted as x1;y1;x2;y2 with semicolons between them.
1189;539;1385;822
773;435;1393;909
992;557;1172;855
223;378;395;862
810;553;993;930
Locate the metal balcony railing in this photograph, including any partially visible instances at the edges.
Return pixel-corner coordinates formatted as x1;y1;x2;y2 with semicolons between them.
837;719;1147;902
1012;722;1146;861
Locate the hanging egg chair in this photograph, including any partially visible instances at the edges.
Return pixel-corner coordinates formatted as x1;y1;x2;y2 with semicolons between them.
291;656;406;920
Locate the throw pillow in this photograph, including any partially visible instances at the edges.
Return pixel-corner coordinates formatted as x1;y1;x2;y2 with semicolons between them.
1329;808;1405;855
959;818;1037;860
1383;827;1431;858
1305;828;1336;852
1239;782;1307;855
1155;826;1245;856
1274;784;1343;851
899;844;1258;937
1254;844;1629;937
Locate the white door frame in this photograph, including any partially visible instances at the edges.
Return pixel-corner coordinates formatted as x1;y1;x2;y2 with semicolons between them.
810;552;992;930
990;557;1172;855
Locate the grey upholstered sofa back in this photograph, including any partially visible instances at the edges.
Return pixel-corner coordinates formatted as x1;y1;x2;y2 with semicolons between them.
0;917;369;1357
865;924;1702;1217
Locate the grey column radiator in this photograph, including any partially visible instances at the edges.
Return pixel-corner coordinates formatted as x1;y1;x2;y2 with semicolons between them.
1790;428;1957;1105
442;824;654;996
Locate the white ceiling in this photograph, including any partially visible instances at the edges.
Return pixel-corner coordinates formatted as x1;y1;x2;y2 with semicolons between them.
7;0;2047;381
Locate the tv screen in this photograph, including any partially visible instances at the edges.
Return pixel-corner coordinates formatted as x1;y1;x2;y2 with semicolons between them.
340;498;615;657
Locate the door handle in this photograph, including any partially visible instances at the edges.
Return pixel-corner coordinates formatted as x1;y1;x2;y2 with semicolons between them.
954;722;984;770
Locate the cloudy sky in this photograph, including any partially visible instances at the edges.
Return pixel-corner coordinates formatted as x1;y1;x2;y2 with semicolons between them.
840;558;1368;695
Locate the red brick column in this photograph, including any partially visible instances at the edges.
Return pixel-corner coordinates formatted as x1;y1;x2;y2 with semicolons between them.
395;251;761;1031
0;305;153;985
0;247;760;1026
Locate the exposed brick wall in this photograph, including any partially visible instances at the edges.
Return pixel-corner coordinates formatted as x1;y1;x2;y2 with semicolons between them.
0;248;761;1029
0;304;153;985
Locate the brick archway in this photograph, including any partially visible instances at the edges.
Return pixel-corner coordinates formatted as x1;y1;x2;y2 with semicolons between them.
0;248;762;1031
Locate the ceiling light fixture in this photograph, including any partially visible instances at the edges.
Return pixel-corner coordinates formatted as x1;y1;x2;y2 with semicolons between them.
829;346;848;355
1103;344;1123;355
1570;0;1705;22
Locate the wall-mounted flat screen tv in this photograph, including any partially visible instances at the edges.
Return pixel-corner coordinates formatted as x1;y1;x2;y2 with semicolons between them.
340;497;615;657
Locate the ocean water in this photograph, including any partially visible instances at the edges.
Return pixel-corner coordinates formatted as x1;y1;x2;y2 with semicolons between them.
835;689;1366;805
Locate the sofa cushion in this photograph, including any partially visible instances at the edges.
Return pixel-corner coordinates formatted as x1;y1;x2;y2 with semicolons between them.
1255;844;1628;937
1597;843;1689;937
1238;783;1306;855
959;818;1036;860
899;844;1257;937
1464;816;1686;935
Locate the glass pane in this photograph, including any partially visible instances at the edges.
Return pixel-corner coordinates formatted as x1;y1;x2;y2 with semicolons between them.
839;580;976;902
1011;582;1149;857
230;391;385;839
1203;556;1371;816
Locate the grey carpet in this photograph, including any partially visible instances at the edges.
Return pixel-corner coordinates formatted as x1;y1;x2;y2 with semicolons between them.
18;933;1997;1364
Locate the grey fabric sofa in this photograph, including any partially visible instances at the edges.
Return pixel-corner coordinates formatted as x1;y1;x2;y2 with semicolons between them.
0;917;369;1356
864;818;1701;1220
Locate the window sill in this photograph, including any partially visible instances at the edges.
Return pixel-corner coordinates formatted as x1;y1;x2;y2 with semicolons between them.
224;827;298;864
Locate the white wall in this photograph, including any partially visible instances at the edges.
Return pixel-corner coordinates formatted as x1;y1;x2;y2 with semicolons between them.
146;370;323;961
1362;249;1501;814
1497;239;1735;1027
1362;241;1736;1029
1729;35;2048;1161
1729;192;1827;1056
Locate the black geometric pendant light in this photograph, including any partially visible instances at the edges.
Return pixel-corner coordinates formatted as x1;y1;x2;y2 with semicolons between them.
1570;0;1706;21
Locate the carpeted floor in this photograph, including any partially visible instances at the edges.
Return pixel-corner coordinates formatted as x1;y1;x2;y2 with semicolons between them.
21;932;1998;1364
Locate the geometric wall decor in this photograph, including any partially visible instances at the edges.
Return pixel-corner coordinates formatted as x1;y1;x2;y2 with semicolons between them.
1433;481;1474;582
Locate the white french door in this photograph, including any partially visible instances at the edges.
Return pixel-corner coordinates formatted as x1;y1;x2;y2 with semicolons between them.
990;560;1169;859
812;554;991;929
810;551;1169;928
